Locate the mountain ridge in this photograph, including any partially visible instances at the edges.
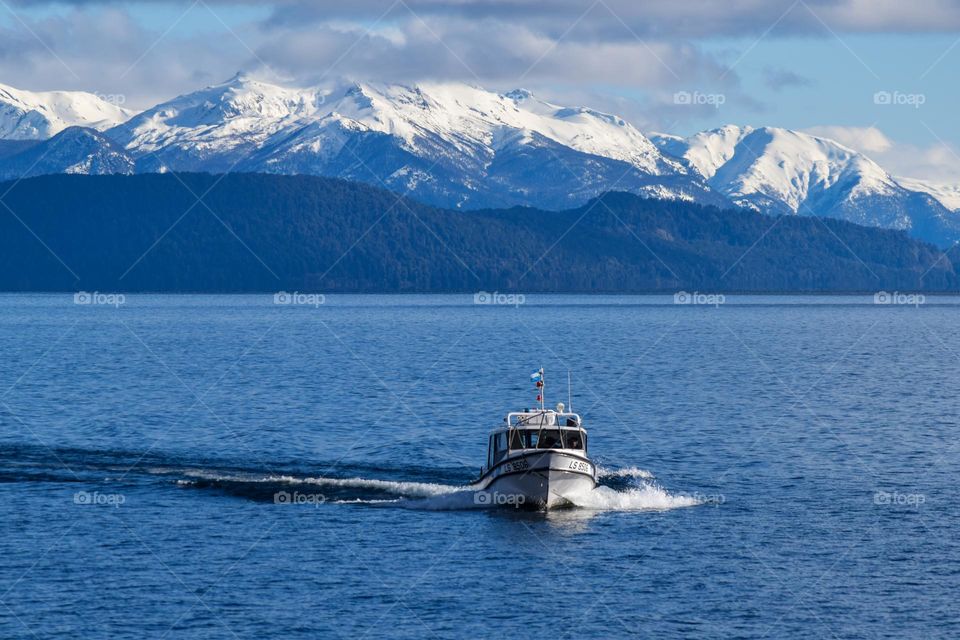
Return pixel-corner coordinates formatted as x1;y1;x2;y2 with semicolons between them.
0;76;957;245
648;125;960;245
0;81;134;140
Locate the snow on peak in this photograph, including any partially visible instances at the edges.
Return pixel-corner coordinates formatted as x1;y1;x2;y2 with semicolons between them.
895;177;960;212
653;124;899;212
0;81;135;140
107;74;330;156
1;76;956;242
108;76;679;176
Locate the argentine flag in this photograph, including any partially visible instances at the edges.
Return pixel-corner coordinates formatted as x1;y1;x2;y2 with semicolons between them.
530;369;543;382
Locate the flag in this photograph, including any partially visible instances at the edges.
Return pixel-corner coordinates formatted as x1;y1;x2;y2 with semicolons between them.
530;369;543;382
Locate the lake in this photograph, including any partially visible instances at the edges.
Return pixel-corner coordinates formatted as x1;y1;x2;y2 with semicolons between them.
0;294;957;638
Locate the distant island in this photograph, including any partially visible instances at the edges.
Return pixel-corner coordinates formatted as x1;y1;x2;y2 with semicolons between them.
0;172;956;293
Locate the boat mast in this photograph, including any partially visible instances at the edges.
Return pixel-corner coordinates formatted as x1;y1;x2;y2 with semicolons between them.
539;367;545;411
532;367;545;412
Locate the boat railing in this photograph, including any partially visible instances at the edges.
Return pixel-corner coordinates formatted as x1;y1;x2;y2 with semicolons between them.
506;411;582;428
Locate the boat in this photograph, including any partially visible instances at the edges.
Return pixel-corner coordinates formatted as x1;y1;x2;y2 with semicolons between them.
473;369;597;509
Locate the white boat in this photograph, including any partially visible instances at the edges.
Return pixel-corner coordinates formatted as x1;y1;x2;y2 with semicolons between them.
474;369;597;509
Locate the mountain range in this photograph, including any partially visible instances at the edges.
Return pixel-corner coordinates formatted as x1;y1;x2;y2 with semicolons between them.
0;75;957;246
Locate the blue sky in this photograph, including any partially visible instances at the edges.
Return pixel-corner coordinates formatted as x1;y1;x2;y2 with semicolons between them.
1;0;959;182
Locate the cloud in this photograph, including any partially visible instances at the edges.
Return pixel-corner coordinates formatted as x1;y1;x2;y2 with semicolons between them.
804;125;960;185
762;67;814;92
10;0;960;38
0;8;257;108
877;142;960;184
199;0;960;37
0;4;740;110
256;16;732;90
802;126;893;154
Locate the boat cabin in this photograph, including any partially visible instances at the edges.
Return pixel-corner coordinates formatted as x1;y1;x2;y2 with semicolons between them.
485;407;588;470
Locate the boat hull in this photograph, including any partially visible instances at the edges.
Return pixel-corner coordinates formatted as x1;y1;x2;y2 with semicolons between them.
476;451;597;509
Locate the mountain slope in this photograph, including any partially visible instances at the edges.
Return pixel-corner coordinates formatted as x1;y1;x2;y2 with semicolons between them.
0;173;955;292
0;77;958;246
0;82;134;140
896;177;960;213
0;127;134;181
105;75;720;209
650;126;960;246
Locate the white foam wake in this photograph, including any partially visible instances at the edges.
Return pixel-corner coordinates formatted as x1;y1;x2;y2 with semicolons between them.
180;470;701;512
598;466;655;480
182;470;464;498
401;484;699;512
565;484;700;511
284;475;464;497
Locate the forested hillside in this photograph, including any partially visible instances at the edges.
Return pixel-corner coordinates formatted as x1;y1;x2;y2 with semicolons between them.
0;173;955;292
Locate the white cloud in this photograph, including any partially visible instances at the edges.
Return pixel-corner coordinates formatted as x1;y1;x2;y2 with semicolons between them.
802;126;893;154
0;8;255;108
255;0;960;38
0;5;738;112
881;142;960;185
803;125;960;186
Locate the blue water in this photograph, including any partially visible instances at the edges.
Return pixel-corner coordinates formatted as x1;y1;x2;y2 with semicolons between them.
1;294;958;639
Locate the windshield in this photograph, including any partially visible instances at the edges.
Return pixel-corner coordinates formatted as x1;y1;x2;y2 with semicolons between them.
509;429;584;450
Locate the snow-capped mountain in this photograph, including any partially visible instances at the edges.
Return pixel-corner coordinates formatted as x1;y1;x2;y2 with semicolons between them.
0;75;958;244
0;127;134;181
0;82;134;140
895;177;960;213
105;74;717;209
650;126;960;245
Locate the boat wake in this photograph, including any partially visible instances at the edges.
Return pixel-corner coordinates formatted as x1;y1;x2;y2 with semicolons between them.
0;444;702;513
180;471;461;499
598;466;655;480
564;484;699;511
179;466;700;512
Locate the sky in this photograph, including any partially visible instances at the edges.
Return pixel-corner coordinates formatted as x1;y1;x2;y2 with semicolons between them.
1;0;959;183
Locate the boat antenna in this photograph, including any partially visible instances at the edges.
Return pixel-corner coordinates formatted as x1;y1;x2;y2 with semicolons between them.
567;369;572;412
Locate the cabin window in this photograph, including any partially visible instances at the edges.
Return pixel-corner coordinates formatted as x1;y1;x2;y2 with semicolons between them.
506;429;585;450
506;429;587;450
563;430;584;449
536;430;562;449
530;429;585;449
493;432;508;463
